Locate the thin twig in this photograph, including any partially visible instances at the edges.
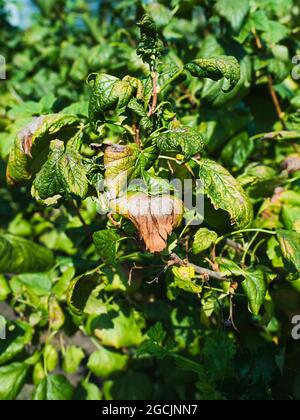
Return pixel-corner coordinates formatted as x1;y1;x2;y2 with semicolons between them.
251;27;286;128
148;71;158;117
169;253;229;282
268;75;286;127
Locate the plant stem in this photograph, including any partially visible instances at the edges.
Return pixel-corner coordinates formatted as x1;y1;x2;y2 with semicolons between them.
169;253;229;281
216;228;277;245
251;131;300;142
148;70;158;117
267;75;286;127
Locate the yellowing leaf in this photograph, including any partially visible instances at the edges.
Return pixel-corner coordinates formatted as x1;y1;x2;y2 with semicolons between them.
6;114;79;186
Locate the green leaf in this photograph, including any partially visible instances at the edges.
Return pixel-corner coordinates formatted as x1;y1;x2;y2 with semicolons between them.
13;273;52;296
44;344;58;373
221;132;254;170
0;234;54;274
7;114;79;185
103;372;153;400
185;56;240;92
215;0;249;32
88;347;128;378
238;164;285;199
192;228;218;254
61;101;89;117
155;127;204;160
67;272;101;315
33;375;73;400
277;229;300;272
0;320;33;365
0;362;29;400
32;139;88;205
147;322;167;344
75;379;102;401
242;268;267;316
0;276;10;301
90;305;145;349
282;206;300;234
197;159;253;229
63;346;85;374
93;230;121;265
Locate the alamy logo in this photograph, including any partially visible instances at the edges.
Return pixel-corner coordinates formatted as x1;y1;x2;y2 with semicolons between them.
0;55;6;80
0;316;6;340
291;315;300;340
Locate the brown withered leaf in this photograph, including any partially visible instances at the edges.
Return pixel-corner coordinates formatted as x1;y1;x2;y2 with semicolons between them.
110;193;184;253
282;155;300;174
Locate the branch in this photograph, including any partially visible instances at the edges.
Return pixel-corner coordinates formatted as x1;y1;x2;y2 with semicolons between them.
148;70;158;117
169;253;229;282
267;75;286;127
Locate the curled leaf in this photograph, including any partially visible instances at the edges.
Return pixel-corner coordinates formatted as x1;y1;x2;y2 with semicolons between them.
110;192;183;253
137;14;163;64
198;158;253;229
154;126;204;160
104;144;157;199
32;139;88;205
6;114;79;185
88;73;143;133
185;56;240;92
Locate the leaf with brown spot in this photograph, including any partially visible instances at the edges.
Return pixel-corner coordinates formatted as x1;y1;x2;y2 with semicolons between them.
6;114;79;185
110;192;183;253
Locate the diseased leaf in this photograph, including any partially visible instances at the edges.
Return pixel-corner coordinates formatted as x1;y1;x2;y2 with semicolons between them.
185;56;240;92
104;144;157;199
171;266;202;294
104;144;141;199
277;229;300;272
137;14;163;64
201;55;252;107
88;73;142;132
110;192;183;253
93;230;121;265
192;228;218;254
197;159;253;229
155;127;204;160
0;234;54;274
242;268;267;316
6;114;79;185
32;139;88;205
